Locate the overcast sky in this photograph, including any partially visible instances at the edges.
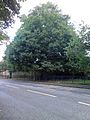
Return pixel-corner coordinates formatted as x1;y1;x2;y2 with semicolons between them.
0;0;90;61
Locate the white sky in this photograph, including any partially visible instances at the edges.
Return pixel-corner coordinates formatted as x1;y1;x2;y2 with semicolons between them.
0;0;90;61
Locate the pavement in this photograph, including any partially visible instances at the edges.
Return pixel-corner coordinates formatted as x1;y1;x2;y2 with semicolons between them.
42;82;90;89
0;78;90;120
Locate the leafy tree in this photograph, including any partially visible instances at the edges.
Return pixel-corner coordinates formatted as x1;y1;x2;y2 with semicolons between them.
0;0;26;28
79;22;90;51
0;0;26;42
0;30;9;43
6;2;78;75
79;22;90;74
65;38;87;74
65;22;90;75
0;61;7;72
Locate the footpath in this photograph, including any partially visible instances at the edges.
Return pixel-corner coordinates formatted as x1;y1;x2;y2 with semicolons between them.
1;78;90;89
41;82;90;89
13;79;90;89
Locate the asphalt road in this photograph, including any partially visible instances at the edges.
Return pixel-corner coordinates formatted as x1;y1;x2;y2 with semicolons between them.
0;79;90;120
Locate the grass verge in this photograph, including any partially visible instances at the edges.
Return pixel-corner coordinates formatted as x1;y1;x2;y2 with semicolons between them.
47;79;90;85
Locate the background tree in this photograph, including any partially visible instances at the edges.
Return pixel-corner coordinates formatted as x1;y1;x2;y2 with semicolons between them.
0;30;9;43
65;38;88;74
65;22;90;76
79;22;90;51
0;0;26;28
0;0;26;42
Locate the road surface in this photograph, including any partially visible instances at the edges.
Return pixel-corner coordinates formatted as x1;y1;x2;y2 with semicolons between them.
0;79;90;120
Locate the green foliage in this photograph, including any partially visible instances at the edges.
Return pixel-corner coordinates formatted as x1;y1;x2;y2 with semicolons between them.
0;61;7;72
0;0;26;42
65;22;90;74
6;2;76;72
5;2;90;75
0;0;26;28
65;38;87;73
79;22;90;51
0;30;9;43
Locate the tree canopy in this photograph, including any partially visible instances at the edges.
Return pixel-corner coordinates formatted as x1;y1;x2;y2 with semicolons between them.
0;0;26;28
0;0;26;42
5;2;90;77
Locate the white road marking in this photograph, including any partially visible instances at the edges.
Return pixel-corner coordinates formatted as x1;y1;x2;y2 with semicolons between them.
83;94;90;97
27;89;57;98
78;101;90;106
6;85;19;89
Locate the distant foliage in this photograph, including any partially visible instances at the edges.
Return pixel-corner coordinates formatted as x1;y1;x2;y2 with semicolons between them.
0;0;26;42
0;0;26;28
